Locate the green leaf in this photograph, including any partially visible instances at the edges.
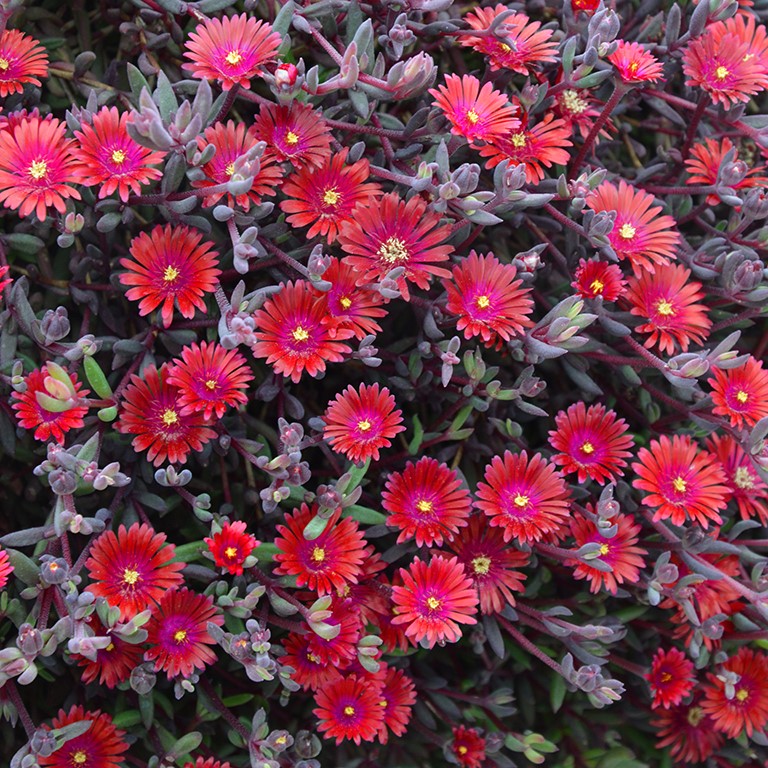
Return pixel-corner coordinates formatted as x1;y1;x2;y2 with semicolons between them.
126;63;150;103
6;549;41;585
344;504;387;525
169;541;203;564
83;356;113;399
344;457;370;492
154;71;178;122
222;693;254;707
345;0;364;44
550;672;567;714
272;0;295;38
112;710;142;729
5;233;44;255
408;414;424;455
167;732;202;759
302;513;330;541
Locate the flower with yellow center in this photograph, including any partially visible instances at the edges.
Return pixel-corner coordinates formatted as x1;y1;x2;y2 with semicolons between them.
736;390;749;404
672;476;687;493
426;595;441;610
173;629;188;644
735;687;750;702
163;265;179;283
339;296;352;310
204;379;217;391
344;705;355;716
510;132;527;148
513;493;529;508
715;65;729;81
225;546;237;559
590;278;605;294
562;89;588;115
162;409;179;427
292;325;309;342
225;162;235;177
323;187;340;206
618;222;636;240
655;299;675;317
472;555;492;575
311;546;325;563
377;236;410;264
466;109;480;125
111;149;126;165
28;159;48;180
225;50;243;66
285;131;299;145
458;746;469;756
123;567;140;585
599;543;610;555
687;706;704;726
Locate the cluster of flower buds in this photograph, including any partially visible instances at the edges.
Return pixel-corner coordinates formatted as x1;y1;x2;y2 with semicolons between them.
256;419;311;514
526;297;597;362
249;708;321;768
561;653;625;708
0;618;71;688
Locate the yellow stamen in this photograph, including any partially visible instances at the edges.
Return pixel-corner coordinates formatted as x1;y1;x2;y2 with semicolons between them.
734;466;754;490
736;687;749;702
0;58;9;71
590;279;605;294
123;568;140;585
105;643;115;652
225;546;237;559
292;325;309;342
225;162;235;177
173;629;187;644
618;223;636;240
687;706;704;726
513;493;529;508
28;159;48;180
162;409;179;426
466;109;480;125
426;596;441;610
660;671;672;682
111;149;126;165
285;131;299;145
472;555;492;575
715;65;729;81
307;652;322;663
599;543;609;555
581;441;595;454
562;89;588;115
225;50;243;66
416;499;433;513
72;751;88;765
458;746;468;755
656;299;675;316
357;419;372;432
343;705;355;716
339;296;352;309
204;379;217;391
510;132;527;148
377;236;409;264
323;187;340;206
499;43;511;53
163;265;179;282
672;476;687;493
736;390;749;404
311;546;325;563
476;294;491;309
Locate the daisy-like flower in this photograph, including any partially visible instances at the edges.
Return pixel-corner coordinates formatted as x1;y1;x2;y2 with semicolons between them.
608;40;665;83
282;631;344;692
72;106;166;202
144;587;224;679
0;547;13;590
443;250;534;348
184;759;232;768
338;192;454;300
38;706;128;768
625;263;711;355
205;520;258;576
571;0;600;13
702;647;768;737
554;87;613;142
251;101;332;169
651;693;725;765
708;356;768;429
274;505;367;594
313;257;387;341
192;120;282;210
376;667;417;744
586;180;679;276
479;112;572;183
706;433;768;524
85;522;185;621
460;7;558;74
74;616;143;689
391;555;479;648
120;224;221;328
710;12;768;68
0;29;49;97
646;647;696;710
183;13;282;91
116;364;217;466
548;402;635;485
382;456;472;547
568;512;646;594
429;74;519;144
0;115;81;221
683;31;768;108
632;434;730;528
475;451;571;545
449;514;528;615
251;280;354;383
450;725;487;768
12;365;89;444
323;383;405;464
313;674;386;745
572;258;627;301
167;341;253;420
685;137;768;205
304;604;361;668
280;147;382;244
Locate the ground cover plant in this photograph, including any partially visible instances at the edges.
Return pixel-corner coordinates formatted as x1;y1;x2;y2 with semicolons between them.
0;0;768;766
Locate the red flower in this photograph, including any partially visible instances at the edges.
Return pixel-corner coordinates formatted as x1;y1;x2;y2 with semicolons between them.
183;13;282;91
191;120;282;210
251;280;354;383
429;74;519;144
702;647;768;737
377;666;416;744
626;263;711;355
38;706;128;768
12;365;89;444
281;147;382;244
184;759;232;768
449;514;529;615
586;180;679;277
479;112;572;184
251;101;332;169
205;520;258;576
647;647;696;710
391;555;479;648
303;604;361;668
475;451;571;544
120;224;221;328
608;40;665;83
0;30;48;96
548;402;635;485
571;0;600;13
72;106;166;202
632;434;730;528
651;693;725;764
274;504;367;595
144;587;224;679
450;725;486;768
74;616;143;689
116;364;217;466
0;547;13;590
554;87;613;142
461;6;558;74
0;115;80;221
167;341;253;420
313;257;387;341
338;192;454;301
282;631;344;692
382;456;472;547
708;356;768;429
313;674;385;745
85;522;185;621
443;250;534;348
323;383;405;463
572;258;627;302
706;433;768;524
567;511;646;594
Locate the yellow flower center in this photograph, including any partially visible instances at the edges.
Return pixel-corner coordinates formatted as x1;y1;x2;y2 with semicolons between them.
513;493;529;508
687;706;704;726
660;671;672;682
458;746;469;755
715;65;729;81
499;43;511;53
162;409;179;427
590;278;605;294
734;466;754;489
72;751;88;765
344;705;355;716
466;109;480;125
0;58;9;71
426;596;441;610
173;629;187;644
378;236;410;264
736;687;749;702
285;131;299;145
122;568;140;585
275;736;287;745
111;149;126;165
628;61;639;74
307;652;322;663
618;222;636;239
311;546;325;563
562;89;588;115
656;299;675;316
28;159;48;180
476;294;491;309
736;390;749;404
105;643;115;652
672;476;687;493
472;555;492;575
225;546;237;559
323;187;340;206
163;265;179;282
204;379;217;391
510;132;527;148
292;325;310;342
225;50;243;66
416;499;433;514
357;419;372;432
225;162;235;177
581;441;595;454
599;543;609;555
339;296;352;309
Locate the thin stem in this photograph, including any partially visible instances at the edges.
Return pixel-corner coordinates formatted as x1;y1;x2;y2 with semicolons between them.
199;678;250;740
680;94;708;163
7;681;36;739
212;83;240;125
496;615;565;676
